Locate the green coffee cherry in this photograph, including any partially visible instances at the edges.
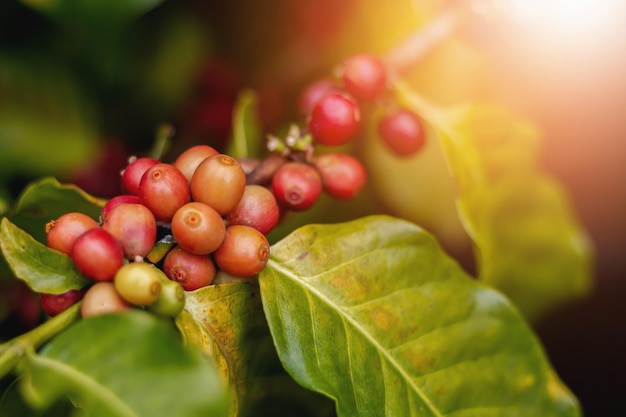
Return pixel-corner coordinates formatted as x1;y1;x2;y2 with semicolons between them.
114;262;162;306
149;277;186;317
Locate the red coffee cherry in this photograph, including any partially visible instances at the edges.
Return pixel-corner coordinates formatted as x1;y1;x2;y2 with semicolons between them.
171;202;225;255
298;78;342;116
100;194;142;222
307;93;360;147
81;282;130;318
339;54;388;101
271;162;322;211
45;212;99;256
213;225;270;278
163;246;216;291
39;288;86;317
71;228;125;281
225;185;280;235
121;156;159;195
173;144;219;184
190;154;246;215
377;109;426;157
101;203;157;259
138;163;190;222
313;153;367;199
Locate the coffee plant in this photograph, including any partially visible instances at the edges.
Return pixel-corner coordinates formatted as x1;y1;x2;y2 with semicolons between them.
0;1;596;416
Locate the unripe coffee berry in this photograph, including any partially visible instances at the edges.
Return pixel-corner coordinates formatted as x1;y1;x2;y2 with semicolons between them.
114;262;162;306
102;203;157;259
81;282;130;318
71;228;125;281
173;144;219;183
163;246;216;291
313;153;367;199
307;93;360;147
171;202;225;255
213;225;270;277
121;156;159;195
139;163;190;222
46;212;99;256
225;185;280;234
190;154;246;215
148;276;186;317
271;162;322;211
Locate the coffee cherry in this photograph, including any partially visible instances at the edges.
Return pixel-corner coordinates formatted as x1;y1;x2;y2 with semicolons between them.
271;162;322;211
46;212;99;256
225;185;280;234
173;144;219;183
71;228;125;281
163;246;216;291
339;54;387;101
213;225;270;278
171;202;225;255
102;203;157;260
377;109;426;157
39;288;86;317
313;153;367;199
190;154;246;215
298;78;341;116
307;93;360;147
114;262;162;306
100;194;142;222
148;276;185;317
81;282;130;318
139;163;190;222
121;156;159;195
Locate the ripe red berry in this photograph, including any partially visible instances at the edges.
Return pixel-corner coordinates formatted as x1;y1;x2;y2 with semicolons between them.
71;228;125;281
298;78;342;116
377;109;426;157
313;153;367;199
171;202;225;255
101;203;157;259
121;156;159;195
100;194;142;222
213;225;270;278
339;54;388;101
190;154;246;215
173;144;219;184
307;93;360;147
46;212;99;256
39;288;86;317
271;162;322;211
225;185;280;235
163;246;216;291
138;163;190;222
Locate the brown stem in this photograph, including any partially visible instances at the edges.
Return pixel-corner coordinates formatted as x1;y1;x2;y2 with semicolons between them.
246;152;287;186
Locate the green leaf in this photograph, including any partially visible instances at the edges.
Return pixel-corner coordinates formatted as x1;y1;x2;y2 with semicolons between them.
19;310;229;417
259;215;581;417
0;218;90;294
176;283;334;417
394;82;593;320
226;90;263;160
8;177;104;244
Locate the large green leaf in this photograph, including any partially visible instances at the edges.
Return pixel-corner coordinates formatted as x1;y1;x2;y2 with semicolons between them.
176;283;335;417
0;218;90;294
19;310;229;417
259;215;581;417
394;82;593;320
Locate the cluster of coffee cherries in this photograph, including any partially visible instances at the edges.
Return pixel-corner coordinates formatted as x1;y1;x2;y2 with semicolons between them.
299;53;426;157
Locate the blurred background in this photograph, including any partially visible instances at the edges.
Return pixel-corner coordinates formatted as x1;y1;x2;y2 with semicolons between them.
0;0;624;414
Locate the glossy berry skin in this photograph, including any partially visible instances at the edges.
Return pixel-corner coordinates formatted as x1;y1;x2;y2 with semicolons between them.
114;262;162;306
190;154;246;215
71;228;125;281
163;246;216;291
102;203;157;259
340;54;387;101
313;153;367;199
271;162;322;211
148;276;185;317
171;202;225;255
173;144;219;184
121;157;159;195
307;93;360;147
298;78;341;116
39;288;86;317
46;212;99;255
377;109;426;157
139;163;190;222
213;225;270;278
81;282;130;318
225;185;280;234
100;194;142;222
